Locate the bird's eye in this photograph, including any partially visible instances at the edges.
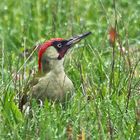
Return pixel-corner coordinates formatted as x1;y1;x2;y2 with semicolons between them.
57;43;62;48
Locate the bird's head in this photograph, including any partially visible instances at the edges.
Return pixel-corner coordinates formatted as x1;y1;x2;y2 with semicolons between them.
38;32;91;73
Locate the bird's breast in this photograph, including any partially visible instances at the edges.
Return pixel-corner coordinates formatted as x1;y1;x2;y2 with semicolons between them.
31;72;74;103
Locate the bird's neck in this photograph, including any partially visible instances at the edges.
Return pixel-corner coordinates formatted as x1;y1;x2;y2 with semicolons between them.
41;60;65;76
51;63;65;75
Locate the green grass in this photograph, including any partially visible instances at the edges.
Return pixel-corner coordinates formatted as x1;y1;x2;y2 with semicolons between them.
0;0;140;139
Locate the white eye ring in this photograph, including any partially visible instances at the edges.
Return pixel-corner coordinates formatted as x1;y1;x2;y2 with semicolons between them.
57;43;62;48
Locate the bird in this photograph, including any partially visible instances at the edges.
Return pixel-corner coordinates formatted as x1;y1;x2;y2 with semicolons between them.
20;32;91;110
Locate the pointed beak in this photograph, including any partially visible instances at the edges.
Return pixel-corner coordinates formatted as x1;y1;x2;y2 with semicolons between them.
66;31;92;47
57;32;91;59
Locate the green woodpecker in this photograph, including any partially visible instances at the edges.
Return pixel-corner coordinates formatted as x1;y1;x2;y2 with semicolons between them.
20;32;91;109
